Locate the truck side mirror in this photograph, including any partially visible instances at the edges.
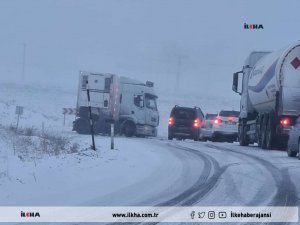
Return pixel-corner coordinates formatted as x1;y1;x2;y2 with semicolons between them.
232;73;238;92
232;71;243;95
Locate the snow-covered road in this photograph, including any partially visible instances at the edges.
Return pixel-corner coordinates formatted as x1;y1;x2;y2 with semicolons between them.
68;135;300;225
2;132;300;225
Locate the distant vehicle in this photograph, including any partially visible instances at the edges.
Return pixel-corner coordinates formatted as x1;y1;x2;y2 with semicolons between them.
211;110;239;142
73;72;159;137
168;106;204;141
287;116;300;157
199;113;217;141
232;41;300;149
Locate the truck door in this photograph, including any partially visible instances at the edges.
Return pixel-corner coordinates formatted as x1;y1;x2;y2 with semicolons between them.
144;93;159;126
133;94;146;124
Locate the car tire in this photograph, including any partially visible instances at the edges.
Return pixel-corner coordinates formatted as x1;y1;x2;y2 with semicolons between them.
211;134;217;142
287;146;297;157
200;137;207;142
168;134;173;140
194;130;200;141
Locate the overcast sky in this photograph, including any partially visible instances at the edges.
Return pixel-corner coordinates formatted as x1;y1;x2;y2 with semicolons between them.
0;0;299;99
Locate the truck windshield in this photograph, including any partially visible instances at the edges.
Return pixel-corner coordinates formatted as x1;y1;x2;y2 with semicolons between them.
145;94;157;111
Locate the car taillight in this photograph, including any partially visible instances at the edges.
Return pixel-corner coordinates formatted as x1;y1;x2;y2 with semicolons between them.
280;117;290;127
193;118;200;128
168;117;174;126
214;118;222;124
201;120;206;126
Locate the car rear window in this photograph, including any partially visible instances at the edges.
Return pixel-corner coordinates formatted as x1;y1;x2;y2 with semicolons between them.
205;114;217;119
172;108;195;119
219;110;239;117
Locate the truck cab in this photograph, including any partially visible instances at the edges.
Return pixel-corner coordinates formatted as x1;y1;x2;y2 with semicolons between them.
233;52;270;119
119;77;159;137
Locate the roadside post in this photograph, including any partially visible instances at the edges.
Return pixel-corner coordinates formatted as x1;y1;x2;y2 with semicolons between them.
111;122;114;150
15;106;23;131
62;108;77;126
86;80;96;150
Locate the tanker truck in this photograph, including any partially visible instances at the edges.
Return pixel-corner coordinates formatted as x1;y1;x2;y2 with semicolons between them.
232;41;300;149
73;71;159;137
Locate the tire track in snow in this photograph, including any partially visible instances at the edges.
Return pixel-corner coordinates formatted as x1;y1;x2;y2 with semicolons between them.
204;143;298;208
108;140;226;225
164;143;228;206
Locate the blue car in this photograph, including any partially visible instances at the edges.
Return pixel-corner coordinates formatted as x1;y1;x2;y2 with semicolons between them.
287;116;300;157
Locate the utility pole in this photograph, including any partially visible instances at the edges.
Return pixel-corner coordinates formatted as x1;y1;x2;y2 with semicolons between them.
21;43;26;83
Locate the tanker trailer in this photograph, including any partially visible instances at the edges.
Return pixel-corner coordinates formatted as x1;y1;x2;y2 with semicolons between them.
232;41;300;149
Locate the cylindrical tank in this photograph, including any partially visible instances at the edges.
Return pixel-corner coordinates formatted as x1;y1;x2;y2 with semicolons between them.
248;41;300;115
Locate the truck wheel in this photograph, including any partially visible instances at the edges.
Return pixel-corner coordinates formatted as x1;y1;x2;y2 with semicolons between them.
238;121;249;146
257;117;263;147
261;116;267;149
74;118;90;134
123;122;136;137
93;119;105;134
266;113;275;149
168;133;173;140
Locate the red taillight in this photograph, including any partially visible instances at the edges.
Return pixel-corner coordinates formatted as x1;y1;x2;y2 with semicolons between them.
214;117;222;124
168;117;174;126
201;120;206;126
280;118;290;127
193;118;200;128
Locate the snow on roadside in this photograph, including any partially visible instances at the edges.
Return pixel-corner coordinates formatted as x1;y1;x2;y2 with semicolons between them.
0;82;76;131
0;132;173;206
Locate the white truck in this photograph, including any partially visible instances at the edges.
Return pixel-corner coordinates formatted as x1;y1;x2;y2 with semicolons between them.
73;72;159;137
232;41;300;149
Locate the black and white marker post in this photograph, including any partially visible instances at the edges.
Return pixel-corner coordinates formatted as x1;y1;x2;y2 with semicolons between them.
86;80;96;151
111;122;114;150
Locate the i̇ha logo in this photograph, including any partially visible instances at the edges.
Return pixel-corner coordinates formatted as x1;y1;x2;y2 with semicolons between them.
244;23;264;30
21;211;40;217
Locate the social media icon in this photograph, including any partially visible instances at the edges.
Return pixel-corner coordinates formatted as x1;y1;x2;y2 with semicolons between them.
218;212;227;218
208;211;215;219
198;212;205;218
190;211;195;219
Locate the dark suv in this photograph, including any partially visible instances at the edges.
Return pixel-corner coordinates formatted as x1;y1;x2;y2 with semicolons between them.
168;106;204;141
